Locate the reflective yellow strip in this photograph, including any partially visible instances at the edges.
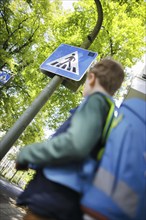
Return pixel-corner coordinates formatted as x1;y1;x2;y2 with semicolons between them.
97;111;123;161
110;114;123;130
97;148;104;161
93;167;138;218
97;98;115;160
102;98;115;141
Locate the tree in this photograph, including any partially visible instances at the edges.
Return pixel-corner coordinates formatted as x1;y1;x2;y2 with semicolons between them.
0;0;79;145
0;0;145;147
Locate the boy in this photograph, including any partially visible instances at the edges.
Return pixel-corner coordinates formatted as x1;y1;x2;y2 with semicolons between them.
16;58;124;220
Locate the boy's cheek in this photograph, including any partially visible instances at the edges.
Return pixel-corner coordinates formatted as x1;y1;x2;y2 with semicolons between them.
83;83;90;97
83;80;88;96
83;86;87;97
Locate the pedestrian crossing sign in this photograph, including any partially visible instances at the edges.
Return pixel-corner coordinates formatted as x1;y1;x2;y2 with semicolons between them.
0;71;11;85
40;44;98;81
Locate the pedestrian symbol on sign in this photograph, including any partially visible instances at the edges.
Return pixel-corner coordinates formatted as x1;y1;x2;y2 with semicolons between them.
47;51;79;75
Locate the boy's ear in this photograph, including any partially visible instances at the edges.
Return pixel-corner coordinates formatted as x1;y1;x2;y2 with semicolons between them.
88;72;96;86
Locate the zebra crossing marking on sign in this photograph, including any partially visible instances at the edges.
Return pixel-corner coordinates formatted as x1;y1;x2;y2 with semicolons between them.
47;51;79;75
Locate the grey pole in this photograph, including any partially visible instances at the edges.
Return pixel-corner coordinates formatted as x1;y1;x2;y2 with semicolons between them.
0;75;63;160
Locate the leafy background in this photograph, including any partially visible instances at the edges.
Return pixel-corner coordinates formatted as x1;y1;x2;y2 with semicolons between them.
0;0;145;146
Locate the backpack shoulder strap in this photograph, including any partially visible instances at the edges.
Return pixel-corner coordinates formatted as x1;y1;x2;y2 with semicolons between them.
96;94;115;161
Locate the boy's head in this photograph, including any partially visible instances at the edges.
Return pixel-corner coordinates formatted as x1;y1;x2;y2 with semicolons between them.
83;58;124;97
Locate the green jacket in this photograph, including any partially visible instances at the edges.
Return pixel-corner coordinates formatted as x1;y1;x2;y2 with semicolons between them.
16;92;111;166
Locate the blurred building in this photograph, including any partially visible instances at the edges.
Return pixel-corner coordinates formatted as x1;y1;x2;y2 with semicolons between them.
126;65;146;100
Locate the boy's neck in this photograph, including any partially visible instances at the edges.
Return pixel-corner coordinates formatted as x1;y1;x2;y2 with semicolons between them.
92;78;110;96
91;83;110;96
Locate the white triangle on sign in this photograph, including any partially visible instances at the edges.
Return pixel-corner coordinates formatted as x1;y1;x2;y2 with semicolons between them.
47;51;79;75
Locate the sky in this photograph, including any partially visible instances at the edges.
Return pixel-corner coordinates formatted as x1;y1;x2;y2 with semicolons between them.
62;0;77;9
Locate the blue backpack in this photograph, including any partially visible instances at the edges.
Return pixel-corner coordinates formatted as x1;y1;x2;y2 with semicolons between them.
81;98;146;220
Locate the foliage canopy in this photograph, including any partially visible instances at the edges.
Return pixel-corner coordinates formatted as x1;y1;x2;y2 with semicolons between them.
0;0;145;146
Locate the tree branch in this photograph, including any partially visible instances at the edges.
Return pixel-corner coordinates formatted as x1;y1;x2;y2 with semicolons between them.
1;7;10;35
2;17;29;50
10;25;39;54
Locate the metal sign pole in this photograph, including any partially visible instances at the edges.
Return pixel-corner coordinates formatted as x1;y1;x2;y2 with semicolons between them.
0;75;63;160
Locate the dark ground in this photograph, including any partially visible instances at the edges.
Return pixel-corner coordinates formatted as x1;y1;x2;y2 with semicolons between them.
0;177;26;220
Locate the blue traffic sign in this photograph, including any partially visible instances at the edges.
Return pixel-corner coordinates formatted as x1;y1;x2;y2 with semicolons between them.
40;44;98;81
0;71;11;84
